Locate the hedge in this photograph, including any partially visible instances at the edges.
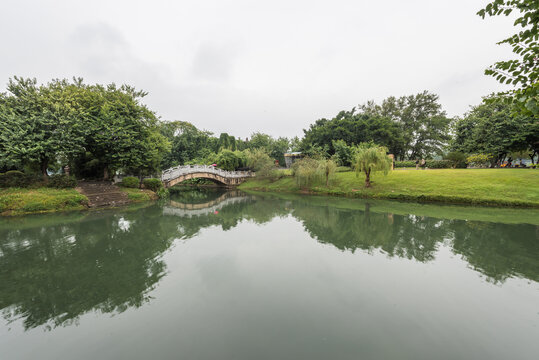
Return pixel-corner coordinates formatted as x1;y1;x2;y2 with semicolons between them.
120;176;139;188
47;174;77;188
142;178;163;192
0;171;41;188
394;160;454;169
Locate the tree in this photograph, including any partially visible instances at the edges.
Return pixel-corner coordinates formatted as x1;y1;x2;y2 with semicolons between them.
301;109;405;158
318;159;337;186
478;0;539;117
79;83;169;179
451;96;536;164
332;139;353;166
160;121;214;168
0;77;87;179
360;91;451;159
352;144;392;188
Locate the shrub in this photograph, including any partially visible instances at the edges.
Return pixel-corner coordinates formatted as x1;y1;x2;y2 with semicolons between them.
292;157;321;188
444;152;468;168
47;174;77;188
156;188;170;199
336;166;352;172
0;171;39;188
121;176;139;188
425;160;453;169
466;154;493;168
142;178;163;192
394;161;416;168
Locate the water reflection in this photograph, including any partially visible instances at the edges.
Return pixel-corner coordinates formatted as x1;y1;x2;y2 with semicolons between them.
0;190;537;331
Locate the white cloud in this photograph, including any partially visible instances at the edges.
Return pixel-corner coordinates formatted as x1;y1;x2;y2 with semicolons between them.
0;0;516;138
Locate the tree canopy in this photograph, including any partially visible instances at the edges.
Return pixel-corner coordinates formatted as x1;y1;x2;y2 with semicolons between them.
478;0;539;117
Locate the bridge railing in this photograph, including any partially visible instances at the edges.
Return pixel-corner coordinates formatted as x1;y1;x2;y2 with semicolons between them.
161;165;253;182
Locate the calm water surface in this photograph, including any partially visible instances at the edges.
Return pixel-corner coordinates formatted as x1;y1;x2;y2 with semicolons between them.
1;189;538;360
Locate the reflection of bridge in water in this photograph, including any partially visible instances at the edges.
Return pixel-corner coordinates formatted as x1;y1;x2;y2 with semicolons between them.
163;191;254;217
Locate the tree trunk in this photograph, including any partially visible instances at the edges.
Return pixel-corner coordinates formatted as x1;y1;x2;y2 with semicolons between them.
364;169;371;188
40;158;49;181
103;166;109;181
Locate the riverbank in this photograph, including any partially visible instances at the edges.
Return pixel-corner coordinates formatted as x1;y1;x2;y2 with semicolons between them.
239;169;539;207
0;187;156;216
0;188;88;216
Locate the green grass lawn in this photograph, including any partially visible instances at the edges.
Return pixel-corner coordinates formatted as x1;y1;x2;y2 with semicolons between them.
0;188;88;216
240;169;539;207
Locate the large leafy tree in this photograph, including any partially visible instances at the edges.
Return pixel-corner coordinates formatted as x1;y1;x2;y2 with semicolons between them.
0;77;86;178
360;91;452;160
160;121;215;168
478;0;539;117
452;96;537;163
76;83;169;179
301;109;405;158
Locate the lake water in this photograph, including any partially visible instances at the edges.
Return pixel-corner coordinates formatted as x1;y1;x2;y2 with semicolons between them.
1;189;538;360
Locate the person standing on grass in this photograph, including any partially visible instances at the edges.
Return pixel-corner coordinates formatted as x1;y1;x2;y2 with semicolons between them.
421;159;426;170
415;159;420;170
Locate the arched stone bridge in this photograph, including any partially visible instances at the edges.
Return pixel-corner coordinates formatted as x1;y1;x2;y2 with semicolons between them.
161;165;254;188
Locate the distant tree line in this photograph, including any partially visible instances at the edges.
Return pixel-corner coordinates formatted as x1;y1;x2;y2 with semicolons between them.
1;77;537;183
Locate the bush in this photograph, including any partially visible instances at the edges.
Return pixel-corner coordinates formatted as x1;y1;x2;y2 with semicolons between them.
394;161;416;168
156;187;169;199
425;160;453;169
47;174;77;188
466;154;493;168
121;176;139;188
142;178;163;192
444;151;468;168
0;171;40;188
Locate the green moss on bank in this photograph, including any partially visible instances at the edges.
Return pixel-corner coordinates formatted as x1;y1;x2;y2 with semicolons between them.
239;169;539;208
0;188;88;216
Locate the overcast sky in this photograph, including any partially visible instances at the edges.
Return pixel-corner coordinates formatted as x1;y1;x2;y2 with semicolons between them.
0;0;516;138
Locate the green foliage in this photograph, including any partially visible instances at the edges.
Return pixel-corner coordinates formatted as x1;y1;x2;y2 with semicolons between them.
292;158;321;188
394;161;416;168
352;144;392;187
466;154;494;168
451;97;537;163
215;149;246;171
156;188;169;199
360;91;452;159
318;159;338;186
478;0;538;116
332;140;353;166
425;160;453;169
0;77;170;180
444;152;468;168
245;148;274;177
47;174;77;189
142;178;163;192
121;177;140;188
0;171;40;188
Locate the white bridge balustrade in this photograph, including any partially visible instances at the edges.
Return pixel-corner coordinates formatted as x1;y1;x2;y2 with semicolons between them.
161;165;254;187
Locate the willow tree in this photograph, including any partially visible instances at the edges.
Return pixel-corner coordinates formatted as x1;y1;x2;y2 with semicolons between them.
352;144;392;187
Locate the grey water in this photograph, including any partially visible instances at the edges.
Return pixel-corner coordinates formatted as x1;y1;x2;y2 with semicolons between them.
1;189;538;360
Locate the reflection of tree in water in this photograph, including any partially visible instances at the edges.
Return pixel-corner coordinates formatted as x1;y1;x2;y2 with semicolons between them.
0;192;537;330
293;203;444;262
0;207;177;330
451;221;539;283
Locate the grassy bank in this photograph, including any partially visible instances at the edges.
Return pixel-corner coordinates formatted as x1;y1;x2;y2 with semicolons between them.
239;169;539;207
120;188;158;202
0;188;88;216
